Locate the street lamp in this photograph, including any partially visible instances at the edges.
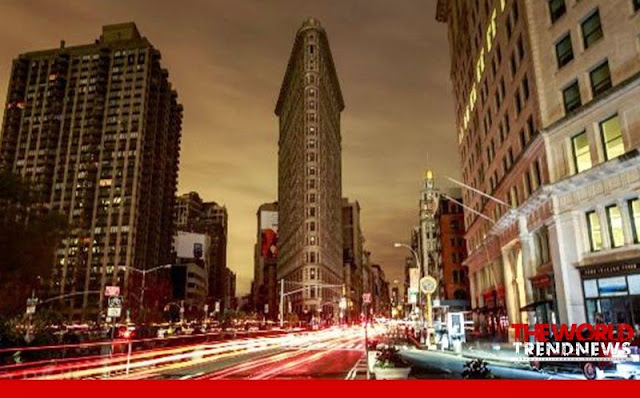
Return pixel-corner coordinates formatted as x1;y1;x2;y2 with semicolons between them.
393;243;424;330
129;264;172;317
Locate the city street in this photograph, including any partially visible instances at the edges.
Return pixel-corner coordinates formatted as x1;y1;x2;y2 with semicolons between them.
0;327;368;380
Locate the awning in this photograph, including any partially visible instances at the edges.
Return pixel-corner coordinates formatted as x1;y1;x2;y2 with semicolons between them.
519;300;553;312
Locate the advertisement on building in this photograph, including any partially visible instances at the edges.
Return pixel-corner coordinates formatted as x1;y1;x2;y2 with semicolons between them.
408;267;420;304
260;210;278;259
175;231;207;259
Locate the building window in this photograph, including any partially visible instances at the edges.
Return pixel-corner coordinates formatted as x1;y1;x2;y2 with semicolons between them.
517;37;525;61
549;0;566;23
629;199;639;243
606;205;625;248
571;131;592;173
522;75;530;100
585;211;603;252
582;10;604;49
510;186;519;208
515;89;522;115
531;160;541;190
556;33;574;68
590;61;612;97
600;114;625;160
562;81;581;113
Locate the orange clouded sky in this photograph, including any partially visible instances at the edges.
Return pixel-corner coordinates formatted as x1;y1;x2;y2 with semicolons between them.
0;0;460;295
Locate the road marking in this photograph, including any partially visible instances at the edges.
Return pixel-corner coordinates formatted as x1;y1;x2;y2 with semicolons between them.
179;371;204;380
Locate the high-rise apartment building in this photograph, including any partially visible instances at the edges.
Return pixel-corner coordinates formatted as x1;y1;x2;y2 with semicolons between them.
438;189;469;308
173;192;229;308
0;23;182;320
175;191;204;229
437;0;640;339
342;198;364;321
253;202;278;319
201;201;228;307
275;18;345;320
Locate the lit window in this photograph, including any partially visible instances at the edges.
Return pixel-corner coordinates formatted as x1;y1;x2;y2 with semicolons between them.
563;81;581;113
600;115;625;160
571;131;592;173
582;10;603;49
590;61;612;97
99;178;112;187
587;211;602;252
556;33;574;68
629;199;639;243
606;205;625;248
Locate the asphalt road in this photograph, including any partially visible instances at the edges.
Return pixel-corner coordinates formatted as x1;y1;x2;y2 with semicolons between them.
400;349;588;379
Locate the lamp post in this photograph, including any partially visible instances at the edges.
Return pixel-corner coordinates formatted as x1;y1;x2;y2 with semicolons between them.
394;242;426;341
129;264;172;320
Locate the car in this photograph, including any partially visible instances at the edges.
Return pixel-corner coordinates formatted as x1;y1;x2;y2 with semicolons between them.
528;330;616;380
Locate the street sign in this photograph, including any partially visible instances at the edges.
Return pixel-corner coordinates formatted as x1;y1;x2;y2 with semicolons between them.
105;286;120;297
215;301;220;313
420;276;438;294
264;304;269;314
107;296;123;318
408;290;418;305
25;297;38;315
362;293;372;304
108;296;123;308
107;307;122;317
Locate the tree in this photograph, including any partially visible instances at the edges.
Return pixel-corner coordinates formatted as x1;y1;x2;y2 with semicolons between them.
0;170;68;317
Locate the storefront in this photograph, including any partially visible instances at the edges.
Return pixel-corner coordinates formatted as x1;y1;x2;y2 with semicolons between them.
523;266;558;325
580;263;640;329
479;286;508;341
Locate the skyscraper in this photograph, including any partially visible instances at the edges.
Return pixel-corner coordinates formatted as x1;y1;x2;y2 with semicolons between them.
0;23;182;320
253;201;278;319
173;192;229;309
275;18;345;320
437;0;640;339
342;198;363;321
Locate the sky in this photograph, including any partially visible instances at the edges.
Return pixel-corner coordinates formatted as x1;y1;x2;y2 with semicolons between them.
0;0;460;295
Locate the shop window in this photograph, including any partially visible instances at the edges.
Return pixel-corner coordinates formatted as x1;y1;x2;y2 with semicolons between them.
600;114;625;160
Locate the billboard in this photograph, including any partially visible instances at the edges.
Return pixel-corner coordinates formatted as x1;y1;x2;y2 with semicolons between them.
260;210;278;259
175;231;207;259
